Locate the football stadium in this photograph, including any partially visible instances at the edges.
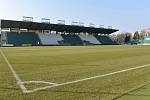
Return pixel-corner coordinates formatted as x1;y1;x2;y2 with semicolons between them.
0;17;150;100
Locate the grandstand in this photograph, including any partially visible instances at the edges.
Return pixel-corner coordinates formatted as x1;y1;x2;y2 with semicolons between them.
0;18;118;46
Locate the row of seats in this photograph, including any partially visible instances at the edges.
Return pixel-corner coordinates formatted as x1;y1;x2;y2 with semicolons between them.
61;34;83;45
7;32;40;46
38;34;63;45
79;35;100;44
95;36;115;44
38;33;114;45
6;32;115;46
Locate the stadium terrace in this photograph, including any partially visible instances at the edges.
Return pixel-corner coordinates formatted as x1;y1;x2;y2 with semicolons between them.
0;17;119;46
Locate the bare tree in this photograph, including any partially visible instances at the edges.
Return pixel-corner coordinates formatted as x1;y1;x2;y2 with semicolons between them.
111;32;132;44
133;31;140;41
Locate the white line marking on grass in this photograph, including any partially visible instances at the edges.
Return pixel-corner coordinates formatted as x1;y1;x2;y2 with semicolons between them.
21;81;58;85
1;48;149;94
0;49;28;93
26;63;150;93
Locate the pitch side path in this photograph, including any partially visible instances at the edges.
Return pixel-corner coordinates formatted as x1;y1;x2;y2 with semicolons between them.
0;46;150;100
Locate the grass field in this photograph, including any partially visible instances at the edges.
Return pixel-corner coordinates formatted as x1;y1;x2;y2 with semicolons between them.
0;45;150;100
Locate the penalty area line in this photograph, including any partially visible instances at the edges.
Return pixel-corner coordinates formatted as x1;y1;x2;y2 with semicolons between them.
20;81;58;85
0;49;28;93
26;63;150;93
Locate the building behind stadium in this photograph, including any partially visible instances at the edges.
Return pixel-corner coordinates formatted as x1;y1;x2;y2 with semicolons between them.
142;36;150;45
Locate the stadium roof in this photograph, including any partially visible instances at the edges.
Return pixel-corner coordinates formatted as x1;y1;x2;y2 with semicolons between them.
0;19;118;34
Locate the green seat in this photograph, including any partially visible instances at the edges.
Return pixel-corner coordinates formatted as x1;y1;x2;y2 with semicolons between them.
61;34;83;45
7;32;40;46
95;35;115;44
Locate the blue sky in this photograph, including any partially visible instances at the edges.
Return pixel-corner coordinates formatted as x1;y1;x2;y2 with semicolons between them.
0;0;150;32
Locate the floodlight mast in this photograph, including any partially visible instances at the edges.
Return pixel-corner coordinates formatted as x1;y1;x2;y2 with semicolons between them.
71;21;78;26
71;21;84;26
89;23;95;28
100;25;104;28
41;18;50;24
79;22;84;27
23;16;33;22
108;26;112;29
57;20;65;25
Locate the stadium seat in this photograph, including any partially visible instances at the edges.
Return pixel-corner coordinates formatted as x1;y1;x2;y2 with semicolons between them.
61;34;83;45
79;35;101;44
38;34;64;45
95;35;115;44
7;32;40;46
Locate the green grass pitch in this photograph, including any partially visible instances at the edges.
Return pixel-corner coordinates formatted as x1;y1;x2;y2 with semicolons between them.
0;45;150;100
